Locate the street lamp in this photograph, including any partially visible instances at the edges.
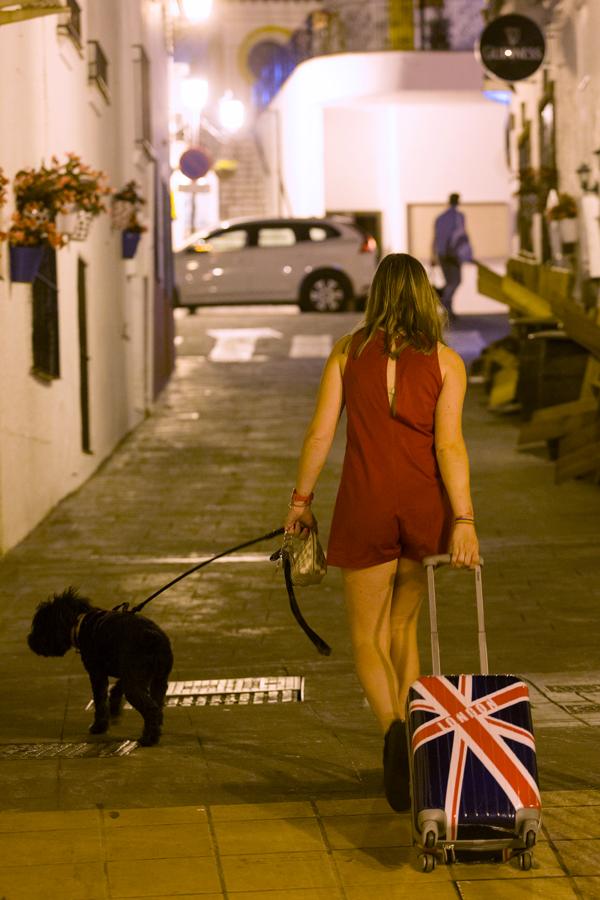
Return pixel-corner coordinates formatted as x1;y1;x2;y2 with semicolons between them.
181;0;212;22
218;90;245;133
181;77;209;114
576;163;598;194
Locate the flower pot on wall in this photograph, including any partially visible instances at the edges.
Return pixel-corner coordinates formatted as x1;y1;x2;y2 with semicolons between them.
121;230;141;259
55;203;79;238
9;245;44;283
70;210;94;241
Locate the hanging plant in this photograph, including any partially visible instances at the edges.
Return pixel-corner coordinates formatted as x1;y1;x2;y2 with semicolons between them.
53;153;111;240
0;210;64;283
55;153;111;216
111;180;146;230
121;211;147;259
546;192;577;221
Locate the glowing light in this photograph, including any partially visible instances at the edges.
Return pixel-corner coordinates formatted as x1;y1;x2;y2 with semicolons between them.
483;90;511;105
181;77;209;112
504;49;513;57
218;91;245;132
181;0;212;22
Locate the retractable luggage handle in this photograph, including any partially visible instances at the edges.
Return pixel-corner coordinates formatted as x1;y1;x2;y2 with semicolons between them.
422;554;488;676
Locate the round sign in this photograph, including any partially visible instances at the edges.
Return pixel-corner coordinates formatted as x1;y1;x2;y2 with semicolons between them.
478;14;545;82
179;147;212;181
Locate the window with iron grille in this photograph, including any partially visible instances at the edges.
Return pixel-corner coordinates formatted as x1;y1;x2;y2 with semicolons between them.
88;40;109;102
32;249;60;381
133;44;153;148
57;0;82;50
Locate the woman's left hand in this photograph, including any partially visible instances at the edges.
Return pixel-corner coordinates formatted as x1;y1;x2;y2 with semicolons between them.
448;523;480;568
284;504;316;537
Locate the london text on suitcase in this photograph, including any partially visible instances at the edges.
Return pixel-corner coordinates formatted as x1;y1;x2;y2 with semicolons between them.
407;555;542;873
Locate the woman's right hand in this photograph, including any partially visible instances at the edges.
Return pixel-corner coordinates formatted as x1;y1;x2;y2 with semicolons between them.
284;504;316;537
448;523;480;568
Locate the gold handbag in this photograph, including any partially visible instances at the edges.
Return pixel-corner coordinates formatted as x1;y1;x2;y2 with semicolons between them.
270;528;331;655
282;529;328;587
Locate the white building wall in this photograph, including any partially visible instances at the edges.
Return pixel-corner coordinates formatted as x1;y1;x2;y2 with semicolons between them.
502;0;600;280
0;1;171;553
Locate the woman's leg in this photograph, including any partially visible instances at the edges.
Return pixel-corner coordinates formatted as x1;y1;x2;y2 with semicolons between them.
390;557;427;714
342;559;402;734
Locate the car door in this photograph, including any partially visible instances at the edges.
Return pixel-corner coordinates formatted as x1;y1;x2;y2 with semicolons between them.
181;226;254;303
254;223;299;300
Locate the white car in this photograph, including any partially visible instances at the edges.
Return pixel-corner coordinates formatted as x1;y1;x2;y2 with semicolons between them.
173;216;378;312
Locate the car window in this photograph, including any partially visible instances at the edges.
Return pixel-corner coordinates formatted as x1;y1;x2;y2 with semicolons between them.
308;227;328;242
257;227;296;248
207;229;248;252
297;223;340;242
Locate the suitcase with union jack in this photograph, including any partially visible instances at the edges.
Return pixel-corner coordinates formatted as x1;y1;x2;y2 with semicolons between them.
407;554;542;873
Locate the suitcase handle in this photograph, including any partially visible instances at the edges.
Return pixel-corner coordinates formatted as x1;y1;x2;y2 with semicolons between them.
422;556;488;676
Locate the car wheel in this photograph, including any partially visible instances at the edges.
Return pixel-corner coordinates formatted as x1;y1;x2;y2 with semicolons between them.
300;270;352;312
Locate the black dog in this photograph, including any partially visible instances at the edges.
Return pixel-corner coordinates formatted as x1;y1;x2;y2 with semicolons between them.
27;587;173;746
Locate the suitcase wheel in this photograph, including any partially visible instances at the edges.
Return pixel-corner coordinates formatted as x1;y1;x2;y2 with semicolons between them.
422;821;438;849
523;822;537;849
519;850;533;871
421;853;436;873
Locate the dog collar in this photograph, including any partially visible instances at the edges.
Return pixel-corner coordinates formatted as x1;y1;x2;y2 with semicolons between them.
70;613;87;651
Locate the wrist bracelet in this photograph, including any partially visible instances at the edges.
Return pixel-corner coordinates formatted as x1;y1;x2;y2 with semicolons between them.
288;501;311;509
291;488;314;504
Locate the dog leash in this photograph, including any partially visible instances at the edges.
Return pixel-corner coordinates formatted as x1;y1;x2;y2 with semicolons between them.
112;527;331;654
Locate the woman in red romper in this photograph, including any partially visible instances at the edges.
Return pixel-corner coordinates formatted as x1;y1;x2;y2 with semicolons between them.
284;253;480;811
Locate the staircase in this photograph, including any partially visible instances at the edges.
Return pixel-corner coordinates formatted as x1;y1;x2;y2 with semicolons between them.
218;133;268;222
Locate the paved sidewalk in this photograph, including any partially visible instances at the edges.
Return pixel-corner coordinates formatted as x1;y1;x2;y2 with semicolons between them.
0;310;599;899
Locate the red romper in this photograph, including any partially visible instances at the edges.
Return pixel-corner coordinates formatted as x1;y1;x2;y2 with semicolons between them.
327;329;453;568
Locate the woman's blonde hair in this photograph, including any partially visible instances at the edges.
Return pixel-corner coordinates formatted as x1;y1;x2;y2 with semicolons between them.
356;253;446;357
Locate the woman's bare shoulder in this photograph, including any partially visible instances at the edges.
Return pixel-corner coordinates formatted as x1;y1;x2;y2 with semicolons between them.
332;334;354;356
437;342;466;379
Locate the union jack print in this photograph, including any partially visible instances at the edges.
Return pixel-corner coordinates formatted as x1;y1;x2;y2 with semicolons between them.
408;674;541;842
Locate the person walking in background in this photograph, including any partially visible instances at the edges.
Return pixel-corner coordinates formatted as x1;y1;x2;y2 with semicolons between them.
432;193;473;321
283;254;479;813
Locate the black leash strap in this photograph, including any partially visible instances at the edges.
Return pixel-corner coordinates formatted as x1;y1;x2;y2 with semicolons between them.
115;527;285;615
114;525;331;656
281;555;332;657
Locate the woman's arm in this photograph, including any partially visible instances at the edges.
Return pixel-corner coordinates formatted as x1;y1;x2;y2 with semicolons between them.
435;345;479;567
284;336;347;533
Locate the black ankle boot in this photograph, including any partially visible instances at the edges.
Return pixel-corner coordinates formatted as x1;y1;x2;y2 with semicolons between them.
383;719;411;812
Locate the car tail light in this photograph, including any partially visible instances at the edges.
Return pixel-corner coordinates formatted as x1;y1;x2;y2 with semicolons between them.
360;235;377;253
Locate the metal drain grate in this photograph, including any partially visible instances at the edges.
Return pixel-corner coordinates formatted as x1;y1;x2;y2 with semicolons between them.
0;740;137;759
85;676;304;711
165;676;304;707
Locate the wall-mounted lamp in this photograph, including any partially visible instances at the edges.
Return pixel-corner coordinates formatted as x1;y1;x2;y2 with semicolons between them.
576;162;598;193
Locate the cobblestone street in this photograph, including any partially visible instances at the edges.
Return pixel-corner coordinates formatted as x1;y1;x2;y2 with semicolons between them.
0;308;599;899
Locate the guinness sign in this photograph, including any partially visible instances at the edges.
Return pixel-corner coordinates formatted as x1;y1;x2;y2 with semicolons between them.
478;14;545;82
